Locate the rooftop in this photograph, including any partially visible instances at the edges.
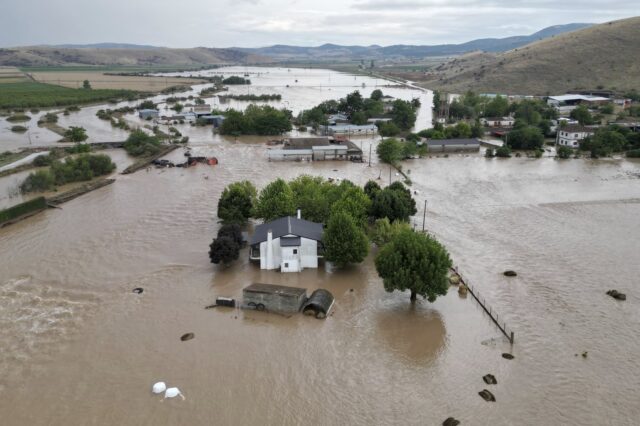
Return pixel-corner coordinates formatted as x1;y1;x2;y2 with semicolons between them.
549;95;610;102
250;216;323;245
426;138;481;146
243;283;307;298
560;125;597;133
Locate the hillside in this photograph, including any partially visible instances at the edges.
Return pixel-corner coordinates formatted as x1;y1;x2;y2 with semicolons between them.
0;46;266;67
236;23;591;61
420;16;640;95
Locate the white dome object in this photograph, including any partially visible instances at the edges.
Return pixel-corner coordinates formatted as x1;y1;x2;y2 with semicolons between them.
164;387;181;398
152;382;167;394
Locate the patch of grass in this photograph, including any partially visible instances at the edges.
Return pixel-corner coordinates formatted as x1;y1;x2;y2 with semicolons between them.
0;196;47;225
6;113;31;122
0;150;31;167
0;81;139;109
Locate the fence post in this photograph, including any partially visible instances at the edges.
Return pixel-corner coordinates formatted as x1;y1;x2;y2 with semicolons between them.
510;331;514;344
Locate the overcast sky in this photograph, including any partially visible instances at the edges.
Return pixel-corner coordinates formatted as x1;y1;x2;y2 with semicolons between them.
1;0;637;48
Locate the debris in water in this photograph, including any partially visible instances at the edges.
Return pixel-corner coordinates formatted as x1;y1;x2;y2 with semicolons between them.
483;374;498;385
502;353;515;360
152;382;166;394
443;417;460;426
503;270;517;277
132;288;144;294
180;333;195;341
478;389;496;402
582;351;588;358
606;290;626;301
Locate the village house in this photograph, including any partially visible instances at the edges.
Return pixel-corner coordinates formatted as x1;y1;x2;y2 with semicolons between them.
193;104;212;117
481;117;515;128
249;211;324;273
556;125;596;148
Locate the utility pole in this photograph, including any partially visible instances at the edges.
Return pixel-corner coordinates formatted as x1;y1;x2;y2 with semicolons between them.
368;144;371;167
389;166;392;185
422;199;427;232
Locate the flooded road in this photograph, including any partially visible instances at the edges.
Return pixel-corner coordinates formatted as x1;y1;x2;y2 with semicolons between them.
1;68;639;425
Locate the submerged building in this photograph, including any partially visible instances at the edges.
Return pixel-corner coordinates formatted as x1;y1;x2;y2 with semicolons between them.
267;137;363;162
249;211;324;273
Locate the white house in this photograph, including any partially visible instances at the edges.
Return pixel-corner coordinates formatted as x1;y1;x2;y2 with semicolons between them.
557;125;596;148
481;117;515;128
547;95;610;114
249;211;324;273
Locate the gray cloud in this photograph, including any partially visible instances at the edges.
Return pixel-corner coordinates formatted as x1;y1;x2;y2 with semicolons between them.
0;0;637;48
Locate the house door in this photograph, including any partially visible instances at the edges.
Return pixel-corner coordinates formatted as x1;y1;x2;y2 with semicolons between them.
281;259;300;273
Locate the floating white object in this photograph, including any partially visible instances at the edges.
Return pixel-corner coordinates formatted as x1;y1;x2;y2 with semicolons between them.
165;387;182;399
152;382;167;394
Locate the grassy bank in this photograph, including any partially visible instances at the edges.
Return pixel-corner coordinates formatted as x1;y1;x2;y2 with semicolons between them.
0;81;139;109
0;196;47;227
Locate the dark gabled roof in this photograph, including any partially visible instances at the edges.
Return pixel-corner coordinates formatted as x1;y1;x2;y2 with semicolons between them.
280;236;301;247
426;138;480;146
250;216;323;245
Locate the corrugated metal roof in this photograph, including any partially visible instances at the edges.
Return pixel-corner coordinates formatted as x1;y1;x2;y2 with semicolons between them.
243;283;307;297
426;138;480;146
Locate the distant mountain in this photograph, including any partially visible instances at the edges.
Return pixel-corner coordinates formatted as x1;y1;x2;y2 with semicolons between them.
0;46;268;67
420;17;640;94
236;23;593;61
51;43;161;49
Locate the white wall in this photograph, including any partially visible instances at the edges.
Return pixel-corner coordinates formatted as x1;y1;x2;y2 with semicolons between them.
259;236;318;272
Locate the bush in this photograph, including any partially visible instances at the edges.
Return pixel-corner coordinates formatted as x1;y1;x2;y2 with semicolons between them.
22;154;115;193
557;145;572;159
20;170;55;192
376;138;404;164
495;146;512;157
64;126;88;142
123;130;161;157
625;149;640;158
209;236;240;265
39;112;58;124
222;76;251;85
377;121;401;137
11;125;28;133
65;143;92;154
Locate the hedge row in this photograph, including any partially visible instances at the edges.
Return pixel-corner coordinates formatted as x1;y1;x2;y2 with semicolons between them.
0;196;47;225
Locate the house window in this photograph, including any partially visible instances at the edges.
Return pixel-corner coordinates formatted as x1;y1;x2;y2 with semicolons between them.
284;263;289;268
293;249;298;254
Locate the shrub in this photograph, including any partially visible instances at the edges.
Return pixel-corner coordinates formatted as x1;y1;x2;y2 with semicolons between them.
626;149;640;158
557;145;572;159
495;146;512;157
11;125;28;133
7;114;31;122
0;197;47;224
20;170;55;192
123;130;161;157
64;126;88;142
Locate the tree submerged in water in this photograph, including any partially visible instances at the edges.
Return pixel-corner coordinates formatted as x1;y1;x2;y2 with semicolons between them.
375;229;452;302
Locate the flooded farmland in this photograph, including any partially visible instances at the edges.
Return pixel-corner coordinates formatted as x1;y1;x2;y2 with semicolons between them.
1;67;639;425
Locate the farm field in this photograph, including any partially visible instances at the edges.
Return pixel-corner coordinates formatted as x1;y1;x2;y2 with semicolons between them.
30;71;206;91
0;81;139;109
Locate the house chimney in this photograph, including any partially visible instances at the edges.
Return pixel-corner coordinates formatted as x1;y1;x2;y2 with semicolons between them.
297;209;301;219
266;229;274;270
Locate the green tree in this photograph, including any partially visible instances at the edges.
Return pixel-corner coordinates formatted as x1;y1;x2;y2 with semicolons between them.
377;138;403;164
209;236;240;265
82;80;92;90
371;217;411;246
171;103;184;113
290;175;331;224
217;181;257;224
375;229;452;302
570;105;594;125
370;89;383;101
323;210;369;268
495;145;512;157
364;180;381;200
580;128;628;158
217;224;244;247
332;185;371;229
340;91;365;117
391;99;417;130
64;126;88;142
377;121;401;137
482;95;509;118
123;129;161;157
254;178;296;221
138;100;156;110
370;183;417;223
506;126;544;150
557;145;572;159
351;111;367;125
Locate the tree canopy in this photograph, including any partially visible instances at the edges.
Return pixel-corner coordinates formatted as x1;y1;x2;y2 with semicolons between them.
254;178;296;221
123;129;161;157
375;229;452;302
209;236;240;265
323;210;369;268
217;180;257;224
64;126;88;142
219;105;292;136
370;182;417;223
506;125;544;150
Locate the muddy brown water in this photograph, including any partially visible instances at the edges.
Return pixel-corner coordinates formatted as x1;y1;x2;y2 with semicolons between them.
1;68;640;425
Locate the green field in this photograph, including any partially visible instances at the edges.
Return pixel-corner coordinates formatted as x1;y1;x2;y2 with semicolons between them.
20;65;217;73
0;81;140;109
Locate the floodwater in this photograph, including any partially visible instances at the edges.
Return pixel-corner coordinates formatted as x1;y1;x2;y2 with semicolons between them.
1;68;640;425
